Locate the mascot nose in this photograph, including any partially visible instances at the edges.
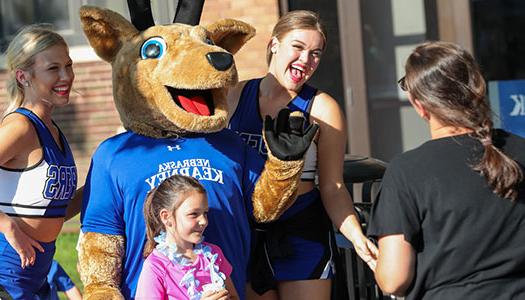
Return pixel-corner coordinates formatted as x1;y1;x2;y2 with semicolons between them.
206;52;233;71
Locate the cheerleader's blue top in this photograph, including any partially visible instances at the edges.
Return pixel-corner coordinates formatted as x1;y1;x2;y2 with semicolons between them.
229;78;319;218
0;108;76;299
0;107;77;217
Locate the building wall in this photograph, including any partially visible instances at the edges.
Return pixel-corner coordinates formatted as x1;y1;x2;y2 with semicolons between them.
201;0;278;79
0;0;278;185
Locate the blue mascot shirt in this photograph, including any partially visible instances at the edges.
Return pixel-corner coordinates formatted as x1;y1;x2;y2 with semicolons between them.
81;130;263;299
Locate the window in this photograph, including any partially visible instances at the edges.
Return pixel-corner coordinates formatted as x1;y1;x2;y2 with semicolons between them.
471;0;525;81
0;1;126;51
0;0;175;65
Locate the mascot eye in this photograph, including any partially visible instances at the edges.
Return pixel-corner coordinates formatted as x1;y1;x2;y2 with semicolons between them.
205;37;214;45
140;37;166;59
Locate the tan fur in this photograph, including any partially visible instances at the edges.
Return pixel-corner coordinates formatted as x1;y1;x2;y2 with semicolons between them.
78;232;125;299
252;128;305;222
252;156;304;222
252;110;309;222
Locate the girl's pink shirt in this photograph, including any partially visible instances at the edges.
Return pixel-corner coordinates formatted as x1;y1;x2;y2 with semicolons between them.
135;242;232;299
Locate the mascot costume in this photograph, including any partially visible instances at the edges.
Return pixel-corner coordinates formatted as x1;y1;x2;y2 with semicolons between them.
78;1;318;299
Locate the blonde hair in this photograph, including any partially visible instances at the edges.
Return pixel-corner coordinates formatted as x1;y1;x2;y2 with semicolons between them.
143;175;206;257
405;41;523;200
266;10;327;66
3;24;67;117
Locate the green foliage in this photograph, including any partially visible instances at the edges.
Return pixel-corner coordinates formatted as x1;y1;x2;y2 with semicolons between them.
54;232;82;300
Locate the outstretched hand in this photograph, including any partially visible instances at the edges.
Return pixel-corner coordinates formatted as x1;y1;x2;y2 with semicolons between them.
264;108;319;161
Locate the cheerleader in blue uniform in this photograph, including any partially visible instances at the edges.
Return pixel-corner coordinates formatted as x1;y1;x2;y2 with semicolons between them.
228;10;378;300
0;25;78;299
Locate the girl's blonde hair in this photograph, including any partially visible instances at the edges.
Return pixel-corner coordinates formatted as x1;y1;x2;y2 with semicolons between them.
143;175;206;257
3;24;67;117
266;10;327;66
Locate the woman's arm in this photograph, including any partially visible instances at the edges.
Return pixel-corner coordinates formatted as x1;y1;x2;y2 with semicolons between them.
0;115;44;268
375;234;415;296
0;114;34;166
0;212;44;268
312;92;378;270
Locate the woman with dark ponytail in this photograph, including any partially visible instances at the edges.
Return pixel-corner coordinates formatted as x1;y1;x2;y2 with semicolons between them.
368;41;525;299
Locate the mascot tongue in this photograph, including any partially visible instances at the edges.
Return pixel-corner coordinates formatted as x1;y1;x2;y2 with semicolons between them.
178;95;211;116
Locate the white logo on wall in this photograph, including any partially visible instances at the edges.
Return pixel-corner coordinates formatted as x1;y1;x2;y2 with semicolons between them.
509;94;525;116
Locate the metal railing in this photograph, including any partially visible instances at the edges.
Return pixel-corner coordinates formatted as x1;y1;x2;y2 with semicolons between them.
332;155;399;300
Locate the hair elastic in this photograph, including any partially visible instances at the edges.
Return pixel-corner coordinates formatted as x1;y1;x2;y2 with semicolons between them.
480;137;492;146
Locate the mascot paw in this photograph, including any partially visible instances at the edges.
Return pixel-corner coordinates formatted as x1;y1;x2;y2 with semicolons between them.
263;108;319;161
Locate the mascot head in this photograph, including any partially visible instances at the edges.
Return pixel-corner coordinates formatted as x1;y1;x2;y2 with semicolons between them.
79;3;255;137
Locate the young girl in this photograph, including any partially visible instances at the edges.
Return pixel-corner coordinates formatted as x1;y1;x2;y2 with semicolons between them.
136;175;238;300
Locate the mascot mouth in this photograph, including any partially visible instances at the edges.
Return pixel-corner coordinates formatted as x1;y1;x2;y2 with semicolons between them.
167;86;214;116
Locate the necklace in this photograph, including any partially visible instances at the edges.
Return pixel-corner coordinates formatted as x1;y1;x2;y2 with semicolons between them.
154;231;226;299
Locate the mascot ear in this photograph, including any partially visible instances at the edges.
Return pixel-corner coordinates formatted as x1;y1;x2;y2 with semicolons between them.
79;5;139;62
205;19;256;55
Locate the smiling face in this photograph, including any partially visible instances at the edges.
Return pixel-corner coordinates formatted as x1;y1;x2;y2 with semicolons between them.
164;191;209;251
19;43;74;108
269;29;324;92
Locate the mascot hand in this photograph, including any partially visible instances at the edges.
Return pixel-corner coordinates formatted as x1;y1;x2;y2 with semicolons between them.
264;108;319;161
254;108;318;222
79;232;125;300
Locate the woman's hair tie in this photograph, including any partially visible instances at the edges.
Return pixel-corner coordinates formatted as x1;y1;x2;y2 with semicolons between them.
480;137;492;146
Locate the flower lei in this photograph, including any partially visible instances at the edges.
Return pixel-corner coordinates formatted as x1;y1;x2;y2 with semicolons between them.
154;231;226;300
